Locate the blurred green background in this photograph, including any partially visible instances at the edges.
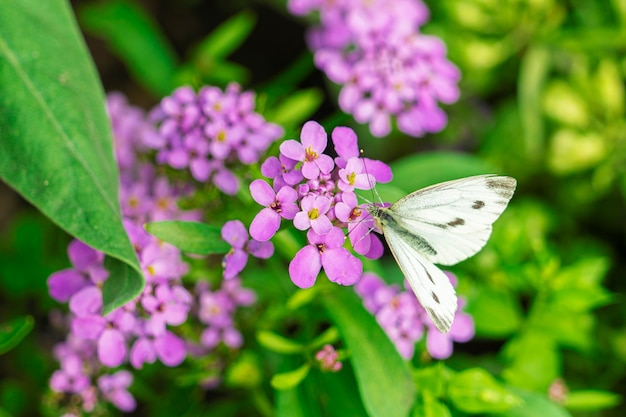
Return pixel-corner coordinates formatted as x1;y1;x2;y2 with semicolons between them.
1;0;625;415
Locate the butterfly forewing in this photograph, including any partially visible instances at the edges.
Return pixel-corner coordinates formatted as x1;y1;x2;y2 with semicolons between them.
388;175;516;265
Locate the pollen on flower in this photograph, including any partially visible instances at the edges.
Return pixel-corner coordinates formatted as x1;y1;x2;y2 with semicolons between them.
217;130;227;142
347;172;356;185
304;145;318;162
308;207;320;220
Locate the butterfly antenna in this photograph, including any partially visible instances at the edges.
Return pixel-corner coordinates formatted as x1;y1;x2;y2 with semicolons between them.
360;149;384;206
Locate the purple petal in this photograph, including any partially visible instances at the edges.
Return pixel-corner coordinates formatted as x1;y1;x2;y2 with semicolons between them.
221;220;248;248
279;140;305;161
155;331;186;366
223;327;243;349
449;312;474;343
72;316;106;339
293;211;311;231
322;248;362;286
48;269;87;302
201;327;220;349
300;120;327;152
223;249;248;279
315;154;335;175
69;286;102;317
130;337;156;369
190;157;212;182
310;215;333;235
68;240;101;270
98;329;127;367
249;208;281;241
261;156;282;178
301;161;320;180
288;245;321;288
249;179;276;206
248;240;274;259
214;167;239;195
363;158;393;183
426;327;453;359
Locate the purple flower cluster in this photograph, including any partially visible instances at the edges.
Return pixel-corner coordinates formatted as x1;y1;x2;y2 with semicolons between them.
196;278;257;351
148;83;283;194
47;94;258;413
288;0;460;137
355;272;474;360
249;121;392;288
315;344;343;372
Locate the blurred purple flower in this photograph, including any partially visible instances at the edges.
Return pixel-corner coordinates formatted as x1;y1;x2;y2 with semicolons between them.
315;344;343;372
98;370;136;412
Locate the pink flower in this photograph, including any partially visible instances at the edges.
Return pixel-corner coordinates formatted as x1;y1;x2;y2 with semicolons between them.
293;194;333;234
279;121;334;180
249;180;299;241
289;227;362;288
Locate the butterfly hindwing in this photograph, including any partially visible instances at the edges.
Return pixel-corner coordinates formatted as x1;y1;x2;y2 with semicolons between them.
382;224;457;333
388;175;516;266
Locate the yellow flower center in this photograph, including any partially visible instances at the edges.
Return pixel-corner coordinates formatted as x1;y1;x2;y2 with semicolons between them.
309;207;320;220
305;146;318;162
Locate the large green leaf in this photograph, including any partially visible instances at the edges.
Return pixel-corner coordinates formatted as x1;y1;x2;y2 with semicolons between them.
0;0;143;314
79;0;178;96
322;288;416;417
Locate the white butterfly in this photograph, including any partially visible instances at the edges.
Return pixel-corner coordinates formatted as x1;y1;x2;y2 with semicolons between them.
367;175;517;333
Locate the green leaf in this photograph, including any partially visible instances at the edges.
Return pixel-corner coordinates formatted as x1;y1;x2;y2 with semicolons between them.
0;316;34;355
0;0;144;314
309;327;340;349
195;10;256;60
489;389;572;417
322;288;416;417
144;221;230;254
448;368;521;413
389;152;495;193
271;363;311;390
565;390;621;411
518;45;550;159
412;392;452;417
466;287;523;338
79;0;178;96
275;359;323;417
501;333;560;391
413;363;454;399
266;88;323;128
257;330;305;354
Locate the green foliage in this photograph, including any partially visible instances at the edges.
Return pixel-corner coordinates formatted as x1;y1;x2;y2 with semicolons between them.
1;0;625;416
144;220;230;254
79;0;178;96
0;317;34;355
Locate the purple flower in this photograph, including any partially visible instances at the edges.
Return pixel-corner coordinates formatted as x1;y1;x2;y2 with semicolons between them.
129;328;186;369
47;240;108;302
338;157;375;191
279;121;334;180
222;220;274;279
50;355;90;394
293;194;333;234
141;284;192;335
249;180;299;241
98;371;136;412
289;227;362;288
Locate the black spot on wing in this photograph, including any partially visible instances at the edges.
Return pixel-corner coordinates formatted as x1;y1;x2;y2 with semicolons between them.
447;217;465;227
432;291;440;304
472;200;485;209
426;270;435;284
